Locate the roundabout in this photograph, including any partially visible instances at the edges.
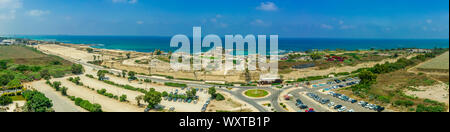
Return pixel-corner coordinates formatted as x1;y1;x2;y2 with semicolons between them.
243;89;270;98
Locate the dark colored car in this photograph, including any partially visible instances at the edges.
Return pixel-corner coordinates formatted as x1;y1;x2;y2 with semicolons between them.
376;106;385;112
334;105;343;109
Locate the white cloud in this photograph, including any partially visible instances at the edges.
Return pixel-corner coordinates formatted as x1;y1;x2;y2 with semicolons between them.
251;19;271;27
136;21;144;24
27;10;51;17
256;2;278;11
340;25;356;30
0;0;22;9
112;0;138;4
321;24;334;30
0;0;22;20
426;19;433;24
210;18;217;23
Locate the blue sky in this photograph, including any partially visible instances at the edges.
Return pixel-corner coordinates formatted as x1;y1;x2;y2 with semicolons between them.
0;0;448;38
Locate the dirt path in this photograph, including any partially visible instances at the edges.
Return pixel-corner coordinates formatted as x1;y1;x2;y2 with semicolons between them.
27;81;87;112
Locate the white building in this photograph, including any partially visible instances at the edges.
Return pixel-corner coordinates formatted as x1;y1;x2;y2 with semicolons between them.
0;39;16;45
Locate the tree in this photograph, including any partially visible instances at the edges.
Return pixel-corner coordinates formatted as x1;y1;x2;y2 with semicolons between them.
61;87;68;96
359;70;377;84
52;81;62;91
135;95;144;107
23;90;54;112
126;53;131;59
87;48;94;53
0;96;13;106
6;79;22;89
0;72;15;86
122;70;127;78
144;91;162;109
120;94;127;102
40;69;51;80
310;50;322;61
208;87;217;98
71;64;84;75
0;60;8;70
97;70;108;80
90;104;103;112
162;91;168;97
128;71;137;80
215;93;225;101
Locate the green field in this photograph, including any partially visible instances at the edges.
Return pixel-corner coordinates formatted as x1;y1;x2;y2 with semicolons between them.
244;89;269;98
0;45;74;84
0;46;46;60
0;46;72;65
418;51;449;70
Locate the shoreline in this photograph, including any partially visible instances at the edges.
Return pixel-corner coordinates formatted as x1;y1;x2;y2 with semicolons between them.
6;36;449;54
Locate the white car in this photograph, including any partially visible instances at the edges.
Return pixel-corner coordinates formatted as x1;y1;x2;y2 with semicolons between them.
348;109;355;112
328;102;335;107
338;106;347;112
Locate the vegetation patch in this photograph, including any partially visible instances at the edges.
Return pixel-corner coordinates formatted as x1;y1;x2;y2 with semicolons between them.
244;89;269;98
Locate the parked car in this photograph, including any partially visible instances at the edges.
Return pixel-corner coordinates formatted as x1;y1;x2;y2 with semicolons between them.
328;102;335;107
334;105;343;109
375;106;385;112
320;99;330;104
169;107;175;112
338;106;347;112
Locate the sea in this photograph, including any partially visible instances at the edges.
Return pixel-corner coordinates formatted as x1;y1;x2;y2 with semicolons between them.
8;35;449;54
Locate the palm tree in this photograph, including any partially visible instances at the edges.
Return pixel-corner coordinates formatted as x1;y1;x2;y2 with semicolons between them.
135;95;144;107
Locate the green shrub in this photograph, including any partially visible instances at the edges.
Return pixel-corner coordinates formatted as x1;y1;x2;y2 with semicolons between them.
377;96;391;103
394;100;414;107
215;93;225;101
164;82;187;88
416;104;445;112
0;96;13;106
120;94;127;102
74;97;83;106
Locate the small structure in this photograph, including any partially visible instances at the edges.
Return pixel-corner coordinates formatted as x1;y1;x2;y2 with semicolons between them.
259;74;282;85
0;39;16;45
407;49;432;53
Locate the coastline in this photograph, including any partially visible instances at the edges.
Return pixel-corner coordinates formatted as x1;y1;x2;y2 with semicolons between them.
8;35;449;53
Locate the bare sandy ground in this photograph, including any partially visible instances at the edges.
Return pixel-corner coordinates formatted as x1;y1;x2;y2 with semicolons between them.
405;83;449;105
207;92;258;112
35;44;98;62
1;101;25;112
52;76;144;112
27;80;87;112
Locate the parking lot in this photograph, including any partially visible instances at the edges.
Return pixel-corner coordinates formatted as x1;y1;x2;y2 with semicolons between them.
315;92;375;112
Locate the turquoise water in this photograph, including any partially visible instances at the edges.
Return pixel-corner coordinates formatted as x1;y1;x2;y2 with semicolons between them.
10;35;449;53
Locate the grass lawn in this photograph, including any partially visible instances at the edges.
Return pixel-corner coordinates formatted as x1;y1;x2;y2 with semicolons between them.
0;45;72;65
10;95;26;101
418;51;449;70
244;89;269;98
